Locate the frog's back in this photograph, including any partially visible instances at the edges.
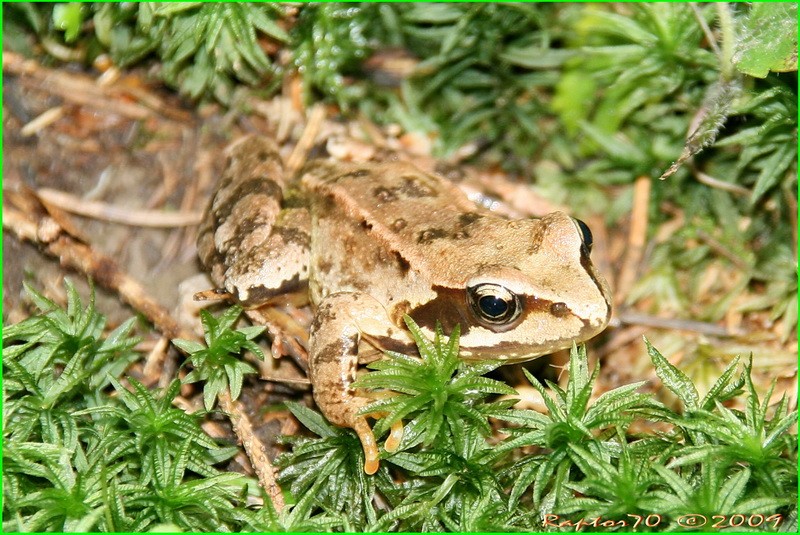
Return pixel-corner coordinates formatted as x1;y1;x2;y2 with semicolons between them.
301;160;498;285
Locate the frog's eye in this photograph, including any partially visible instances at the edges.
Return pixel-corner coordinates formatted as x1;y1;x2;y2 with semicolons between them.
574;218;593;252
467;283;521;325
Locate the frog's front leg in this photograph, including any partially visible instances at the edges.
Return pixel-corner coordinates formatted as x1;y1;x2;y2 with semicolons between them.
308;292;408;474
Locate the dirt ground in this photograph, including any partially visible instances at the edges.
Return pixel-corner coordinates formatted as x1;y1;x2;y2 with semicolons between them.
4;55;220;322
3;51;796;468
2;51;306;462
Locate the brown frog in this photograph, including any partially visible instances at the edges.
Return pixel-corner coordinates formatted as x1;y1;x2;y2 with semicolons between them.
197;136;612;473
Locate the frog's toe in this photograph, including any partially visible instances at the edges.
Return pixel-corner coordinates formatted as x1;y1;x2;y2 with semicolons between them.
364;457;379;475
353;417;380;475
384;419;404;452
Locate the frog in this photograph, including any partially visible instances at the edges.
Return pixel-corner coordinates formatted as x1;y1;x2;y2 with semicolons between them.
197;135;612;474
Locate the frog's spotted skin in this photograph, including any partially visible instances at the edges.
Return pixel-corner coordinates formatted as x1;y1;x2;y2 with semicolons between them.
198;137;311;307
198;136;612;473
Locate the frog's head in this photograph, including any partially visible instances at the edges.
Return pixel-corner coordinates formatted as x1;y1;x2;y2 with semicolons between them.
409;212;612;361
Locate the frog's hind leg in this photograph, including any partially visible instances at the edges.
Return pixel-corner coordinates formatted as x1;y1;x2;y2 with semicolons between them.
197;136;312;361
198;136;285;286
308;292;405;474
199;136;311;306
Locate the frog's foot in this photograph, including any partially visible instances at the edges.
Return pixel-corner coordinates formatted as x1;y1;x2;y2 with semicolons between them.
353;412;404;473
353;417;403;473
346;413;404;474
362;410;404;453
244;307;309;369
309;292;406;474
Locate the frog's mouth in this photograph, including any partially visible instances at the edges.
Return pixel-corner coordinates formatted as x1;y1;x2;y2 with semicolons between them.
455;309;610;362
362;315;607;365
457;344;565;363
359;326;544;363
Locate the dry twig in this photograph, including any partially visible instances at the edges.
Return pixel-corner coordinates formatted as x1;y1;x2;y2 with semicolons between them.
286;103;326;175
219;391;285;511
20;106;65;136
36;188;203;228
142;336;170;386
5;188;192;340
4;50;191;122
693;168;750;196
615;311;733;337
616;175;651;301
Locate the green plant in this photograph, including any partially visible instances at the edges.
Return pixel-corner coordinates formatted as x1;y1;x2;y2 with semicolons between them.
497;343;656;511
277;402;384;529
357;321;517;449
3;280;139;447
107;3;287;103
360;320;527;531
540;343;797;529
2;282;253;531
3;3;796;530
4;2;288;103
277;318;532;531
291;3;374;111
647;343;797;498
276;317;796;531
173;305;265;411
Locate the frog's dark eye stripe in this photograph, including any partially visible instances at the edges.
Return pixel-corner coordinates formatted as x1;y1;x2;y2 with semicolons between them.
574;218;593;252
467;283;521;325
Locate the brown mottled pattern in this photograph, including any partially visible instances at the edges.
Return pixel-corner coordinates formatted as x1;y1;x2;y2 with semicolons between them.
393;251;411;274
301;160;500;288
527;217;547;254
302;159;612;347
238;273;304;306
373;186;399;202
197;136;309;306
202;144;610;334
212;177;282;228
580;252;611;324
273;224;311;248
200;138;610;368
361;334;418;356
416;228;450;244
224;208;311;306
197;136;613;473
398;174;438;197
433;162;466;183
198;138;284;265
459;212;482;226
308;206;418;307
333;169;372;182
309;339;360;427
307;293;377;428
